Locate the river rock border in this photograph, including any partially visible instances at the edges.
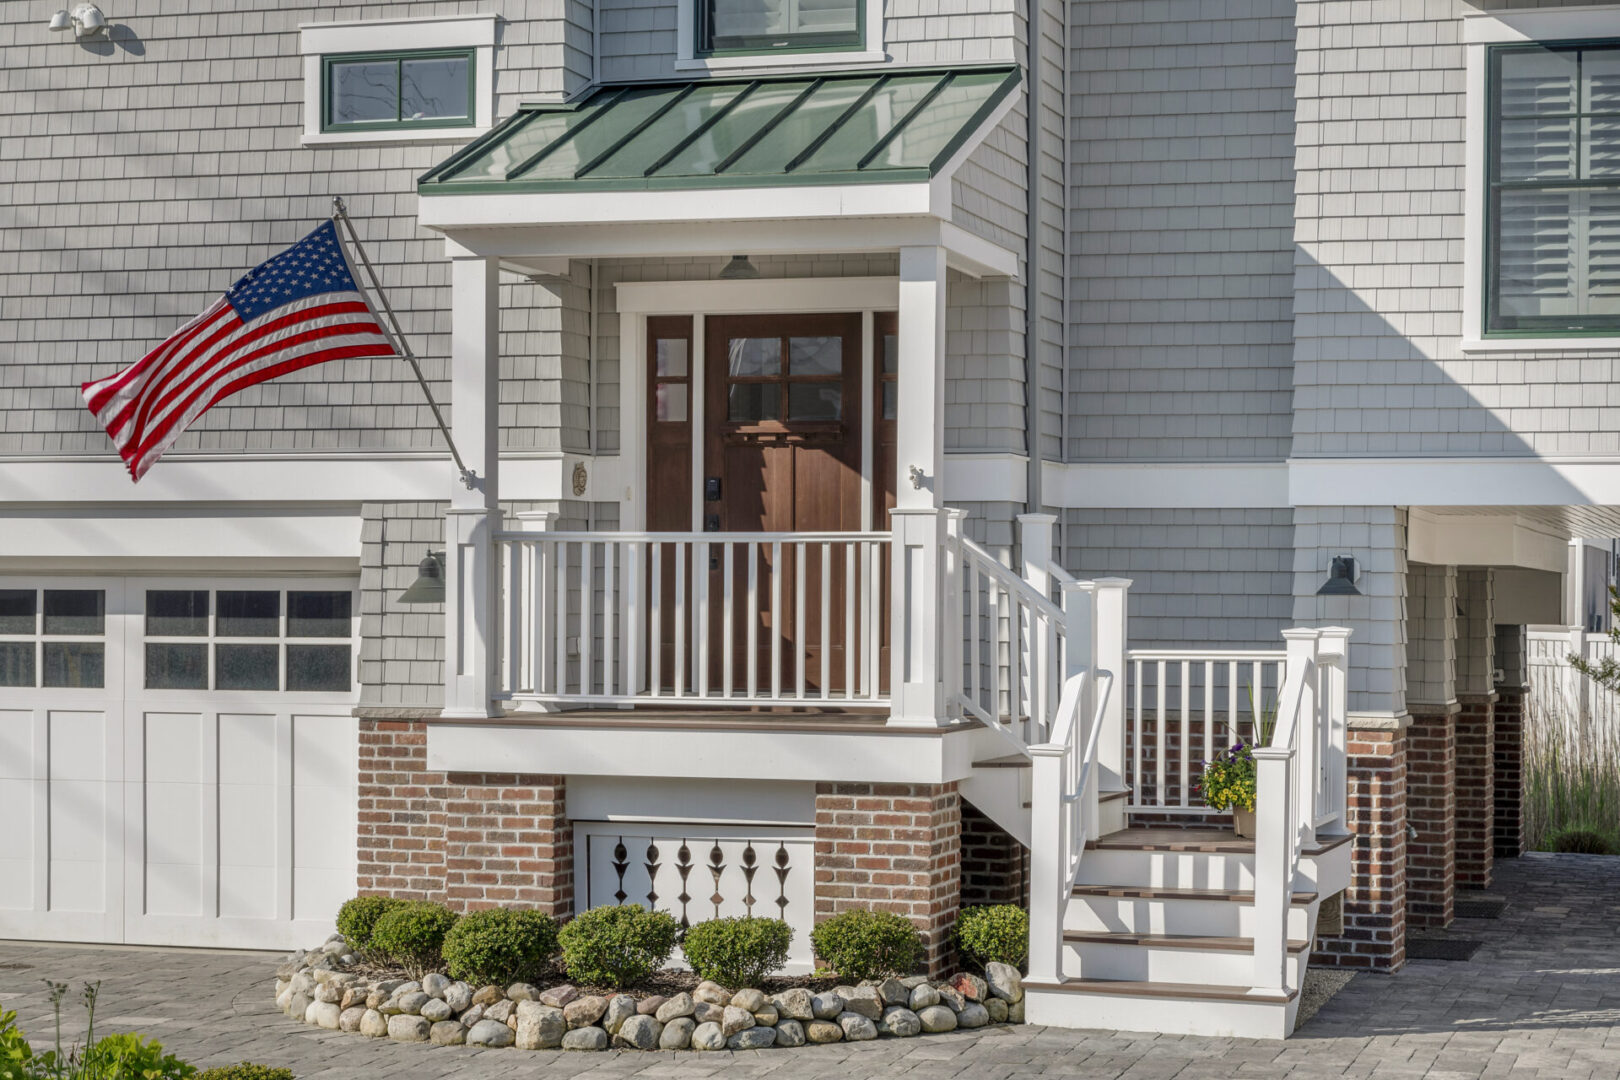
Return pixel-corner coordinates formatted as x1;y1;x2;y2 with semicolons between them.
274;937;1025;1052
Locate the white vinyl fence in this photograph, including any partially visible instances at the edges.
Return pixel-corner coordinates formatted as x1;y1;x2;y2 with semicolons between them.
1527;627;1620;729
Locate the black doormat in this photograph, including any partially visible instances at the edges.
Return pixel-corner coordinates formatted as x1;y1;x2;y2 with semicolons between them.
1456;895;1509;919
1406;935;1484;961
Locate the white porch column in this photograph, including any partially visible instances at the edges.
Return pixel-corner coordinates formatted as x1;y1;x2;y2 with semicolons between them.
1092;578;1130;793
889;245;948;726
443;254;502;719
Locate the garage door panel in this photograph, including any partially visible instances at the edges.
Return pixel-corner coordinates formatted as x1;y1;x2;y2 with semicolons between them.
219;713;276;785
291;715;353;791
220;865;278;921
144;860;205;918
144;712;206;783
49;711;108;781
0;708;34;779
143;781;207;869
219;782;278;867
0;709;37;911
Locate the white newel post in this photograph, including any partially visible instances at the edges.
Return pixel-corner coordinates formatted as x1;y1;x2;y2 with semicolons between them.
1251;740;1293;994
1091;578;1131;792
1019;513;1056;736
1027;740;1065;984
889;245;948;726
943;509;968;709
1063;579;1098;835
1317;626;1352;830
1282;628;1321;844
443;255;501;719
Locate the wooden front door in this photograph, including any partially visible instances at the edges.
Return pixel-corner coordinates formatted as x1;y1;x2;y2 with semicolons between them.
705;314;863;694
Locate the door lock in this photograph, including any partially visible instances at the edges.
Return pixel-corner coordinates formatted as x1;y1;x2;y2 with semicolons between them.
705;476;722;502
704;513;721;532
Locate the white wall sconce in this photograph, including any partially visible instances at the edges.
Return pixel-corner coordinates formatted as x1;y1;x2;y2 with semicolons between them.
48;4;108;38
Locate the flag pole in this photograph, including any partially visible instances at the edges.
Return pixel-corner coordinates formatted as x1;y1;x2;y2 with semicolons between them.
331;196;476;490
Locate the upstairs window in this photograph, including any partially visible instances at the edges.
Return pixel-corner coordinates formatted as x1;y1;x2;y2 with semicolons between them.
323;49;475;133
1488;41;1620;334
698;0;863;55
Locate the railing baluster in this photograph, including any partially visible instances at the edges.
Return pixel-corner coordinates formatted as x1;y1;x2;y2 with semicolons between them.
534;540;548;694
555;541;570;695
970;563;982;715
1133;656;1143;804
795;541;807;700
1203;659;1214;783
1156;659;1166;806
696;540;710;699
580;541;594;696
723;541;735;699
1179;660;1191;808
673;542;686;697
987;582;1001;725
649;542;662;698
747;541;759;700
603;541;616;696
820;541;831;700
771;540;782;700
845;543;856;702
859;541;872;699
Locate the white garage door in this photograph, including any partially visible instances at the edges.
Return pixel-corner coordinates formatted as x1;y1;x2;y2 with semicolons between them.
0;576;358;950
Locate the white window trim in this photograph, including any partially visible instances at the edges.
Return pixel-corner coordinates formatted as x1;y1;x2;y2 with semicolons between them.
298;14;497;147
1462;5;1620;352
673;0;883;72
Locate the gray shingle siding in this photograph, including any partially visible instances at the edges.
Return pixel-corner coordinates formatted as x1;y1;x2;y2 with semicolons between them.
1066;0;1296;464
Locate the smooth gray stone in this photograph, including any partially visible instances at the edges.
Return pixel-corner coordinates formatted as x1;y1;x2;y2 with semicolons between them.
842;986;883;1020
505;982;539;1001
727;1026;777;1050
909;983;940;1010
775;1018;806;1047
659;1016;696;1050
602;993;638;1034
564;995;607;1028
422;974;451;998
306;1001;341;1029
879;1006;921;1037
430;1021;466;1046
986;997;1009;1023
444;982;473;1013
466;1018;516;1048
957;1002;990;1029
539;984;578;1008
420;997;453;1022
561;1025;608;1051
359;1009;388;1038
985;961;1024;1003
515;1003;566;1049
878;978;910;1006
838;1011;878;1041
338;1006;366;1032
918;1005;958;1033
614;1014;663;1049
721;1004;755;1037
772;988;814;1021
810;991;845;1020
397;991;430;1016
387;1014;432;1043
656;992;695;1023
730;988;767;1012
804;1019;843;1043
690;1021;726;1050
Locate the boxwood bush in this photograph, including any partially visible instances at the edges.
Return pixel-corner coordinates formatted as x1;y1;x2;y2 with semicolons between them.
335;896;406;953
557;905;679;987
954;904;1028;971
808;910;923;981
680;916;792;988
198;1066;295;1080
442;908;560;986
370;901;459;977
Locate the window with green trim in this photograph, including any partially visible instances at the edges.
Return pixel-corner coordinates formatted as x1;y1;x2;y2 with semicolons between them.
323;49;475;133
1487;41;1620;334
697;0;862;55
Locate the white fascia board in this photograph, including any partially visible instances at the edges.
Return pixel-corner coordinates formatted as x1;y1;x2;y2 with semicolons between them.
0;453;624;505
1288;457;1620;508
942;453;1028;505
0;507;362;562
299;13;498;53
1407;508;1570;573
1462;6;1620;44
417;184;937;230
427;720;982;785
616;277;900;316
1044;461;1290;509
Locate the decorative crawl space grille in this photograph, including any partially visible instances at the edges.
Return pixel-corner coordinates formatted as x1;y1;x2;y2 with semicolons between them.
577;826;816;970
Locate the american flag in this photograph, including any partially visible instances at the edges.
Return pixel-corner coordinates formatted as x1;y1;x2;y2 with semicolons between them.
82;219;398;481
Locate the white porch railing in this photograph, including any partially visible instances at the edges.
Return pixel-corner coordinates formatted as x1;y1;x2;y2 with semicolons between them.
496;522;891;706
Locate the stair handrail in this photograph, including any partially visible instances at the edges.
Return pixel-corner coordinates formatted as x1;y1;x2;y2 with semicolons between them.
1026;666;1114;984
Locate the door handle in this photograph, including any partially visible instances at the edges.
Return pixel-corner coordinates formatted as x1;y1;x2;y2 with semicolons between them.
704;513;720;532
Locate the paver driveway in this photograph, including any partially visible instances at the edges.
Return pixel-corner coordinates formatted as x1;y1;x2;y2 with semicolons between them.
3;852;1620;1079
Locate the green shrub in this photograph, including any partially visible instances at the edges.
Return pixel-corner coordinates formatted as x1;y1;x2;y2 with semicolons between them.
198;1065;295;1080
335;896;407;953
82;1032;197;1079
558;905;679;987
1547;824;1618;855
1;1010;31;1080
954;904;1028;971
808;910;923;981
370;901;459;977
442;908;560;986
680;917;792;987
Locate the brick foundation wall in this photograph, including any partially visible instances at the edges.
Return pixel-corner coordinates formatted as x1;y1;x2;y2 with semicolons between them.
1454;693;1496;889
1405;707;1456;930
357;719;573;917
960;801;1028;908
814;782;961;977
1312;722;1406;973
1494;686;1527;858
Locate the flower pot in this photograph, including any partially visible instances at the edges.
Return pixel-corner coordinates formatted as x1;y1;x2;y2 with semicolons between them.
1232;807;1256;839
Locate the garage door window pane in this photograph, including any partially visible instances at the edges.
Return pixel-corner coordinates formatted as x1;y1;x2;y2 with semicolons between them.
0;642;34;687
146;643;208;690
288;592;351;638
147;590;209;636
287;644;351;691
217;644;279;691
218;591;280;637
0;589;34;634
43;642;103;688
43;590;104;635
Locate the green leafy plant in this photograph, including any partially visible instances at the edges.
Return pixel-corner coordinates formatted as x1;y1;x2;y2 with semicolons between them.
1546;824;1619;855
1245;682;1279;747
1;1009;32;1080
8;982;195;1080
198;1065;295;1080
679;917;792;987
441;908;560;986
369;901;459;978
557;905;679;987
78;1033;195;1080
954;905;1028;972
808;910;923;981
1196;740;1256;813
335;896;407;953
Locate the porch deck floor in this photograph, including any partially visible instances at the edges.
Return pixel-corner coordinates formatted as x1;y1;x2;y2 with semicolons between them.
476;707;970;735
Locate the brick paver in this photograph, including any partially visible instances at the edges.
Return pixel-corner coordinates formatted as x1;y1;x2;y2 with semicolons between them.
3;853;1619;1078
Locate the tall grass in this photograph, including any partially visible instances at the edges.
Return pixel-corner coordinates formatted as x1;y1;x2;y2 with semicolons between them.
1524;695;1620;852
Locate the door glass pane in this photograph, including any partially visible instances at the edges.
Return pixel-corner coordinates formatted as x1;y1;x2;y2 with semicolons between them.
146;590;209;636
881;333;896;374
218;591;280;637
788;336;841;376
42;642;103;688
217;644;280;691
401;55;470;121
43;590;104;635
656;338;689;377
788;383;842;420
0;589;34;634
288;591;352;638
882;381;896;420
288;644;352;691
655;382;689;422
728;337;780;377
329;59;398;126
0;642;34;687
728;383;781;422
146;643;208;690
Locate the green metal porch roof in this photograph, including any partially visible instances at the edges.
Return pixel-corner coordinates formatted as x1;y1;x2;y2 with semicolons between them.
418;66;1020;195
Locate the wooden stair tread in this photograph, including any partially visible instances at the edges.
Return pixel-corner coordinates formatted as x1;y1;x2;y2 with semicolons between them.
1072;883;1317;904
1023;978;1297;1005
972;754;1031;769
1063;930;1310;954
1087;826;1353;857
